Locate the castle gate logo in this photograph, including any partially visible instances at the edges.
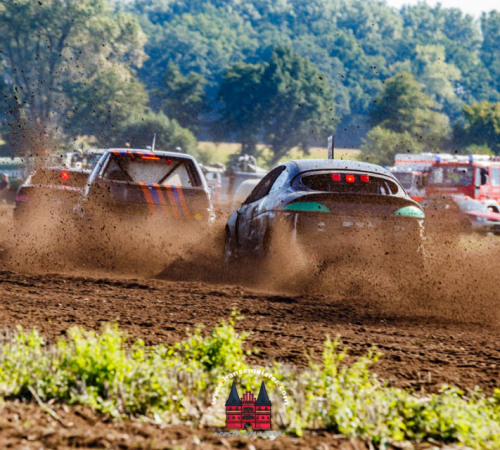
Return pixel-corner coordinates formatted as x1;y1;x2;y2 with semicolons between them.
225;381;271;430
211;369;287;437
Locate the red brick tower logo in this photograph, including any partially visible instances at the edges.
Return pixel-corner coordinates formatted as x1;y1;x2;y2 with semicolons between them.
225;381;272;430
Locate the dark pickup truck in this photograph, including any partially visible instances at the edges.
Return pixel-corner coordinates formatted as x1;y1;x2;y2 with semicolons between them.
80;149;213;222
14;166;90;220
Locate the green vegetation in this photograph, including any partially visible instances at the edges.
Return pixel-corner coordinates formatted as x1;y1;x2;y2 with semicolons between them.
454;101;500;154
216;46;335;164
0;0;147;154
0;0;499;161
363;72;449;166
156;62;208;134
0;320;498;448
111;111;198;156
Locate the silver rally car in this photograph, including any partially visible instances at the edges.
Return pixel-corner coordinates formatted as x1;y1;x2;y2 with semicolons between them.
224;159;425;264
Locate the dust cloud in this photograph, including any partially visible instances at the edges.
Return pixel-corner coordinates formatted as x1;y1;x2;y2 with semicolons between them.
1;204;499;327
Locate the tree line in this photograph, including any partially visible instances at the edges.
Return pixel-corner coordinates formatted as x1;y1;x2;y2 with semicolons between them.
0;0;499;165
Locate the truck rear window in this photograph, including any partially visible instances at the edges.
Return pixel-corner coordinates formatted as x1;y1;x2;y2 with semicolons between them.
102;154;200;187
301;173;399;195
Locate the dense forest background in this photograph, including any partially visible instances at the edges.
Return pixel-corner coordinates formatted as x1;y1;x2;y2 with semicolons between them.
1;0;499;165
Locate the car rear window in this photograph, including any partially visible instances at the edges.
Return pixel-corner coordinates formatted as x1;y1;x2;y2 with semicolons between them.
300;173;399;195
30;169;89;188
102;154;200;187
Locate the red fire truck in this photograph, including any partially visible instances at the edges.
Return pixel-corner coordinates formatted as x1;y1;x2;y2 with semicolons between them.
426;155;500;212
391;153;453;202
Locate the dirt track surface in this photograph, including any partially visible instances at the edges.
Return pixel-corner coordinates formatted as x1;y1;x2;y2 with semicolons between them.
0;402;371;450
0;204;499;447
0;268;498;395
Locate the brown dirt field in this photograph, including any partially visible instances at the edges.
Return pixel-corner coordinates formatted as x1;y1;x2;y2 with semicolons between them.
0;204;498;448
0;402;370;449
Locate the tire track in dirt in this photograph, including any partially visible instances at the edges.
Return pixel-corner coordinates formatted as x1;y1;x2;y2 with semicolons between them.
0;269;497;394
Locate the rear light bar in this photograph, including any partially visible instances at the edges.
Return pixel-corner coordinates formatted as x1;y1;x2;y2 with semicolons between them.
331;174;370;183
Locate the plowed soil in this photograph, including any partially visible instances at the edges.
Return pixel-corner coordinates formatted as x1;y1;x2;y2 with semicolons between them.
0;205;498;448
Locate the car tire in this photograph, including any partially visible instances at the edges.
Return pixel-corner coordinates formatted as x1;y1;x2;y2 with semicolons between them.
263;227;279;261
223;228;238;267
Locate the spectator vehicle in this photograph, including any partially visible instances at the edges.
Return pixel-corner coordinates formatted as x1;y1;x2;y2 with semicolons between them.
0;157;24;192
201;164;224;205
421;194;500;235
426;155;500;212
226;155;267;198
79;149;212;222
231;179;261;211
390;169;425;202
14;167;90;219
224;159;425;264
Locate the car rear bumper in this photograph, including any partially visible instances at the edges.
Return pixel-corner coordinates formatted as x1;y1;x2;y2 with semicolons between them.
470;221;500;234
277;211;424;256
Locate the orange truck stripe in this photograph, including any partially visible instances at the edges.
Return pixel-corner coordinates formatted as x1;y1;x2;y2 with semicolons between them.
138;182;157;215
176;186;191;220
164;186;180;219
153;184;169;218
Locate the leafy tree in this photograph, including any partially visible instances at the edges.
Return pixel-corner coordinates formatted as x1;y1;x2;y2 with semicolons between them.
67;69;150;144
362;126;424;166
215;48;335;163
454;101;500;154
0;0;146;154
413;45;461;113
259;46;335;164
397;5;494;110
214;62;264;156
369;72;449;144
128;0;500;148
364;72;450;165
156;62;207;133
135;4;258;93
480;11;500;94
112;111;198;155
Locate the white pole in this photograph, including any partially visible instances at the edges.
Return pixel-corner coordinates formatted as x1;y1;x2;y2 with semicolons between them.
152;133;157;152
327;135;334;159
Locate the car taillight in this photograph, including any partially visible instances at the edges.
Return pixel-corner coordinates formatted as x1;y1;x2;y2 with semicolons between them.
331;173;370;183
61;171;69;181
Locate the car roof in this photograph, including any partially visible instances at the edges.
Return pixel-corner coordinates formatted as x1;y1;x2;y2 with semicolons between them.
289;159;394;177
107;148;195;160
45;166;90;173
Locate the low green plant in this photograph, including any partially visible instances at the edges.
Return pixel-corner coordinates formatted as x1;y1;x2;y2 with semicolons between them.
0;319;498;449
0;317;248;420
282;337;500;448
